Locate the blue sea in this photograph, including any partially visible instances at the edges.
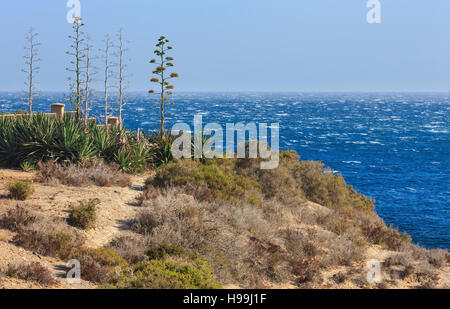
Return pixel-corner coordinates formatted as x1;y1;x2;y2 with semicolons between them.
1;92;449;250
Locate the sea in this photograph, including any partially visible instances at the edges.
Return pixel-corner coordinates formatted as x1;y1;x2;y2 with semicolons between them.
0;91;448;250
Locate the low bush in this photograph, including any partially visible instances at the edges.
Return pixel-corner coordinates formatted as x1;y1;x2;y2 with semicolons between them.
108;236;147;264
8;180;34;201
426;249;448;268
70;247;128;283
148;159;262;204
68;200;97;230
13;223;84;259
361;223;408;251
133;191;217;253
131;209;161;235
384;253;413;268
106;258;221;289
144;151;376;215
4;262;55;285
35;160;131;187
0;206;38;232
145;244;189;260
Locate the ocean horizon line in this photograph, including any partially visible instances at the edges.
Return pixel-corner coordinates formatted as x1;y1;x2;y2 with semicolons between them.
0;90;449;95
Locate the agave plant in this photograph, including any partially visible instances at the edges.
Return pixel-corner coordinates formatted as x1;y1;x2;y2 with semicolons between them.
0;114;97;167
0;113;157;171
191;129;215;163
147;133;174;167
89;124;120;161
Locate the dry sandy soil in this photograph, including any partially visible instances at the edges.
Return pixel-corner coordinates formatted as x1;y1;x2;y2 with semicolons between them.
0;169;448;289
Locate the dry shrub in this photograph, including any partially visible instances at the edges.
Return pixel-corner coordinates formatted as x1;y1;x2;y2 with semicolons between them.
68;200;98;230
132;191;258;286
137;186;164;205
0;206;38;232
35;160;131;187
8;180;34;201
413;263;440;288
134;191;217;252
284;229;319;259
292;259;321;287
292;160;375;213
13;222;84;259
315;210;349;234
4;262;55;285
330;272;348;284
225;204;272;239
426;249;448;268
70;247;127;283
361;222;406;250
131;210;161;235
285;202;318;225
292;228;366;268
330;239;365;266
384;253;414;268
234;151;305;204
108;236;147;264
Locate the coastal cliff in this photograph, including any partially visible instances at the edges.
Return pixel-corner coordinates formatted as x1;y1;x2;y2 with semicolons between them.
0;152;448;289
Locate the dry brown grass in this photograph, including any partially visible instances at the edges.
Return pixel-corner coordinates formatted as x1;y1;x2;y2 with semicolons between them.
35;160;131;187
108;235;147;265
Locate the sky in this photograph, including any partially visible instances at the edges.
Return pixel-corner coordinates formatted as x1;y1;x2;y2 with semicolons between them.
0;0;449;92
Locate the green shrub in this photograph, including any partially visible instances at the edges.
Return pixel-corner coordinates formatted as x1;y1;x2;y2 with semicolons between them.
107;259;221;289
145;151;374;215
145;244;188;260
149;159;262;204
76;247;128;267
8;180;34;200
70;247;128;283
68;201;97;230
293;160;375;213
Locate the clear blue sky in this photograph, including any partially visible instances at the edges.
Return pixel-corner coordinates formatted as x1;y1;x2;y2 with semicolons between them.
0;0;449;92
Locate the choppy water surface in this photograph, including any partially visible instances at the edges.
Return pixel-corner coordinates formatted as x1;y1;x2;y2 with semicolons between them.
1;92;448;249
